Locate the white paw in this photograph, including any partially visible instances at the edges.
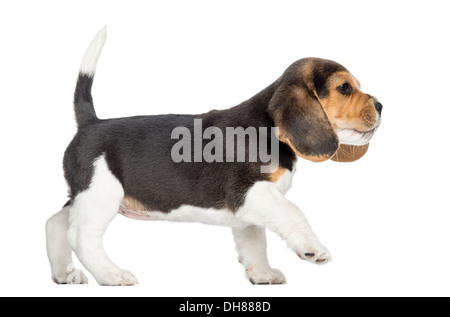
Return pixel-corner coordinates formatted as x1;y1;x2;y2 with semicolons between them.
296;241;332;265
52;266;89;284
247;267;286;285
96;269;138;286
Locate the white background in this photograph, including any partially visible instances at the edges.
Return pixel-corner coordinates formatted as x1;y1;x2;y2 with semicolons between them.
1;0;449;297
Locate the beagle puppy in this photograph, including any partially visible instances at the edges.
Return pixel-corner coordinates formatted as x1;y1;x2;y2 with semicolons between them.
46;27;382;285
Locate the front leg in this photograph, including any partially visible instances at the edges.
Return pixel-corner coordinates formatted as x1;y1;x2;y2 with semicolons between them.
236;182;331;264
232;225;286;284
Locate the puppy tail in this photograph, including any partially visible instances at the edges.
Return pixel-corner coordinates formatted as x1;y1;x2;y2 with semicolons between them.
73;26;107;128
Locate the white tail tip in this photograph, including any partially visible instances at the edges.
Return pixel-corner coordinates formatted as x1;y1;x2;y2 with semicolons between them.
79;25;107;76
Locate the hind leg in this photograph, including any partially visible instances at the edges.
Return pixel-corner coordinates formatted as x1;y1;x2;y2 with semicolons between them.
67;155;137;286
46;203;88;284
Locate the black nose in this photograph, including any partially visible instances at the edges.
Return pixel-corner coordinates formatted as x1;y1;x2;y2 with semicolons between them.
375;102;383;113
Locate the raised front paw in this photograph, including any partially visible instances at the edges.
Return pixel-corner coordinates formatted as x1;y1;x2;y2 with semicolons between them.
296;242;332;265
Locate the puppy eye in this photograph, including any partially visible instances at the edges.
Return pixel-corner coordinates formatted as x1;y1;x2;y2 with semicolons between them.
337;83;352;95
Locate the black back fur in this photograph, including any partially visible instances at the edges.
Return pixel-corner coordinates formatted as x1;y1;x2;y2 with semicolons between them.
64;76;296;212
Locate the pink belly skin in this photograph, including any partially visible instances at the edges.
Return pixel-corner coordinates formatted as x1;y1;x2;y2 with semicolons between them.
119;207;162;221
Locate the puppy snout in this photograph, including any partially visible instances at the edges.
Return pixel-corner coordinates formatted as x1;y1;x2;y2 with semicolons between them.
368;95;382;115
361;107;377;127
374;101;383;114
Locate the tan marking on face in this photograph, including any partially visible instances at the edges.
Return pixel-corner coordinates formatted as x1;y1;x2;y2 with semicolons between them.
318;71;377;132
300;59;317;90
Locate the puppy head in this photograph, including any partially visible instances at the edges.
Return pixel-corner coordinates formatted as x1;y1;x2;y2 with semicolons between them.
268;58;381;162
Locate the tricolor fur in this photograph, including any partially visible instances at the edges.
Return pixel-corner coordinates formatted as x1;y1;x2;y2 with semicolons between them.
46;27;381;285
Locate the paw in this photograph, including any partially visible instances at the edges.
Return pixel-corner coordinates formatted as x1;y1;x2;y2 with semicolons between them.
247;267;286;285
52;266;89;284
96;269;138;286
296;242;332;265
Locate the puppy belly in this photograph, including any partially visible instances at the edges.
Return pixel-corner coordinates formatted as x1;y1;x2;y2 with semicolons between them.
119;207;164;221
119;201;248;227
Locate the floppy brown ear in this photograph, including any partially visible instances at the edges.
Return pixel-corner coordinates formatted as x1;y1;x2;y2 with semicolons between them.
331;143;369;162
269;84;339;162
